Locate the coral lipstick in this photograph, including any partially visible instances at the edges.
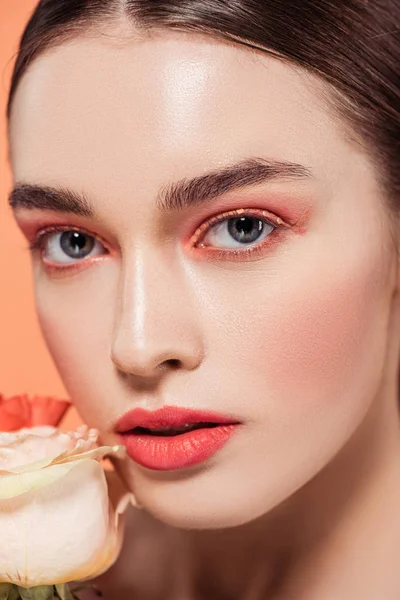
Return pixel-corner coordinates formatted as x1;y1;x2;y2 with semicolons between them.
114;406;240;471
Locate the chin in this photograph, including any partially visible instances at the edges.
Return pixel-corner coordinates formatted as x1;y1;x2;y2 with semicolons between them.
118;461;292;530
138;495;263;530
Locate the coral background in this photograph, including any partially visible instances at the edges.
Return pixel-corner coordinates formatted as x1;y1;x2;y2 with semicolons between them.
0;0;81;428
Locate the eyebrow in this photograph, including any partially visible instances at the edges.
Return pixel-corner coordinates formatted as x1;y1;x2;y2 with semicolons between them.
9;158;313;216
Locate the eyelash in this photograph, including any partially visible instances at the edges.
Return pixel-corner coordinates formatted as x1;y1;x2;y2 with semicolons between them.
29;207;289;271
28;225;109;274
189;207;289;259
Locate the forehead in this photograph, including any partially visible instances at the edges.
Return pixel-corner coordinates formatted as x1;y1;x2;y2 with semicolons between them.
9;30;349;196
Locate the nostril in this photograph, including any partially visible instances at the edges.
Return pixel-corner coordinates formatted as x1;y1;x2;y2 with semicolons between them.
164;358;181;370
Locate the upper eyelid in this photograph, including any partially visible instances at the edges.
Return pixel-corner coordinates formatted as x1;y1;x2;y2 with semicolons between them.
201;207;288;229
228;209;279;224
31;225;109;251
190;207;289;245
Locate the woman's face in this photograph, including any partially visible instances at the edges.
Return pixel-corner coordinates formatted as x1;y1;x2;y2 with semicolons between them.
9;28;398;528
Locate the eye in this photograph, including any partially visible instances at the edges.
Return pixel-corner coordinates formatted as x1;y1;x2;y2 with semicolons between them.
200;214;275;250
38;229;107;265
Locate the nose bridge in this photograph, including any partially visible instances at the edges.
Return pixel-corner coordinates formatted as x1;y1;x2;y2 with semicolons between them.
111;246;203;376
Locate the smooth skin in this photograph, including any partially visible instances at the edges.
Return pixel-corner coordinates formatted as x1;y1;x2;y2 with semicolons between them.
8;21;400;599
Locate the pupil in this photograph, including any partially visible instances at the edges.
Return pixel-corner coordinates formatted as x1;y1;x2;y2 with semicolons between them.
60;231;94;258
227;217;264;244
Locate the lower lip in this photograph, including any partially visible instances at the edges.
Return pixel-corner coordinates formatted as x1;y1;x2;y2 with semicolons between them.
119;424;238;471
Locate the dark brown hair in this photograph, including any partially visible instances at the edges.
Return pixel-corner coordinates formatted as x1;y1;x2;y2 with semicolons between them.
7;0;400;203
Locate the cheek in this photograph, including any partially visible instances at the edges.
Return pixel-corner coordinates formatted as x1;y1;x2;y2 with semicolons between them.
33;269;118;426
204;243;391;420
261;272;385;400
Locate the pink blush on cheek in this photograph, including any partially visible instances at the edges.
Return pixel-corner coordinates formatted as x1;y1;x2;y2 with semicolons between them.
250;268;389;412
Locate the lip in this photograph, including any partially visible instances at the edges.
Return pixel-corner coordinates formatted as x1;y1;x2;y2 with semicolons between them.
115;405;240;471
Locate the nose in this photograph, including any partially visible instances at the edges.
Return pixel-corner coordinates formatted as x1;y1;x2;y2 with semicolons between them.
110;249;204;381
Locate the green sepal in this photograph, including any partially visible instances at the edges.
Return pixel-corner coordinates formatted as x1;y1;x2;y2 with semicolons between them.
54;585;74;600
17;586;54;600
7;587;19;600
70;584;102;598
7;588;19;600
0;583;12;600
0;584;20;600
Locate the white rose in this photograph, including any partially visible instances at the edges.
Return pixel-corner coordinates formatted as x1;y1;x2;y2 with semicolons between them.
0;425;133;588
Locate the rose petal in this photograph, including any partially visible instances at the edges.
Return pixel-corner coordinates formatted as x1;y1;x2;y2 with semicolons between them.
0;427;59;448
0;427;100;472
73;468;136;582
29;397;70;427
0;462;77;499
0;396;31;432
0;396;71;432
0;443;125;475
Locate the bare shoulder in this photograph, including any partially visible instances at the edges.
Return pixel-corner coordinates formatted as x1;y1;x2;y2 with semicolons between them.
77;506;185;600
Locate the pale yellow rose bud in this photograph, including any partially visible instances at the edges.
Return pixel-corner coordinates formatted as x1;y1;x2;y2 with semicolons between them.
0;425;134;588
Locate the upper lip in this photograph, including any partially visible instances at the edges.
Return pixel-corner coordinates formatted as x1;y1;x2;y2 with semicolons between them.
114;405;239;433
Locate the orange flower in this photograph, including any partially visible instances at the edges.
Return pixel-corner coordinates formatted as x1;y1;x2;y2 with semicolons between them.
0;395;70;431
